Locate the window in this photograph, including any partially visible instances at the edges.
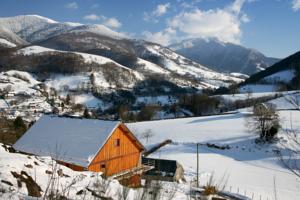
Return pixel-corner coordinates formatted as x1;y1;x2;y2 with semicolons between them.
114;139;120;147
101;164;106;169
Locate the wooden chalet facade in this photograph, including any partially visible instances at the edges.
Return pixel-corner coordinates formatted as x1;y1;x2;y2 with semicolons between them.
13;115;145;178
88;123;144;176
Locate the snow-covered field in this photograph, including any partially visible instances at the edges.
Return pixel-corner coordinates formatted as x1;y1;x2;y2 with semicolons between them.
0;38;16;47
0;144;192;200
0;144;125;200
135;95;177;106
128;107;300;200
263;70;295;83
240;84;277;93
72;93;105;108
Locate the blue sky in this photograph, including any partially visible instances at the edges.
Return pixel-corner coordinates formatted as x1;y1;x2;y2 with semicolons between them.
0;0;299;58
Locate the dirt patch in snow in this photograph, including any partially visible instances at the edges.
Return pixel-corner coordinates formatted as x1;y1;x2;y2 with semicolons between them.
11;170;42;197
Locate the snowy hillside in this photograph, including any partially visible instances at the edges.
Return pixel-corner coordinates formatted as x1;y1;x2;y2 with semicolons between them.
0;38;16;47
140;42;242;86
169;38;279;75
0;15;125;43
0;144;128;199
128;97;300;200
0;15;245;90
240;51;300;93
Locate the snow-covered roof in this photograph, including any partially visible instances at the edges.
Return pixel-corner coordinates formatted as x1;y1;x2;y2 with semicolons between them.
13;115;121;167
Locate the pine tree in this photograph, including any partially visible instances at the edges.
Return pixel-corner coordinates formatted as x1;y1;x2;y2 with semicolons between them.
66;94;71;105
83;107;91;119
14;116;26;130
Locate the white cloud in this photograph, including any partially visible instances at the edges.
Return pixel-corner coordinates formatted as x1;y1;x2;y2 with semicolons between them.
83;14;105;21
292;0;300;11
103;18;122;28
154;3;170;16
142;0;252;45
179;0;202;10
143;3;170;22
142;28;177;46
83;14;121;29
166;0;249;44
65;2;78;10
229;0;246;14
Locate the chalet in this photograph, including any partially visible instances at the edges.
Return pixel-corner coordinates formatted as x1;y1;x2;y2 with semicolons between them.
13;115;146;178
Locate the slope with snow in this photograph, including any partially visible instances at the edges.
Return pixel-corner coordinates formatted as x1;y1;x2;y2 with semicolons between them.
141;43;242;87
0;38;16;47
0;144;124;199
128;101;300;200
0;143;195;200
263;69;295;83
0;70;40;95
0;15;125;43
169;38;279;75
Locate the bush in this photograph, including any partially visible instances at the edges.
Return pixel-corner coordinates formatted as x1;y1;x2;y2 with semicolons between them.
248;103;280;142
14;116;26;130
203;185;218;196
179;94;219;116
137;105;160;121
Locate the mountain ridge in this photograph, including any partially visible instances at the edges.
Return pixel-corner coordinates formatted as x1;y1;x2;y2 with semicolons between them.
169;38;280;75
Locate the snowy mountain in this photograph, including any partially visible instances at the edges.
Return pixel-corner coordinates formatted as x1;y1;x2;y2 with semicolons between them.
0;15;249;121
169;38;279;75
228;50;300;95
36;33;241;88
0;15;125;44
0;15;244;91
240;51;300;92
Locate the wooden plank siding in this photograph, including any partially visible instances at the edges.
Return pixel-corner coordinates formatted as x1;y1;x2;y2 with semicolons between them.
57;160;86;171
88;125;142;176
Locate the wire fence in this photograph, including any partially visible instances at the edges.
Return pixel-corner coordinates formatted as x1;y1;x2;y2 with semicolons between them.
221;185;274;200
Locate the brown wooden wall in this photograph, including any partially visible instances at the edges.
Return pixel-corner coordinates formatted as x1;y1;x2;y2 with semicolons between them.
88;126;142;176
57;160;85;171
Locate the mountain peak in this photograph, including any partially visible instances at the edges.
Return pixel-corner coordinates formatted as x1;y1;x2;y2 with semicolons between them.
169;38;279;75
0;14;57;24
23;15;58;23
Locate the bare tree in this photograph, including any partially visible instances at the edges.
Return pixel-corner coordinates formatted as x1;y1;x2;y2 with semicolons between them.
247;103;280;142
141;129;154;144
285;93;300;110
246;88;253;100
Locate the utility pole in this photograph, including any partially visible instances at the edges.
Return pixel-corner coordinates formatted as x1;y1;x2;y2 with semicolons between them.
197;143;199;188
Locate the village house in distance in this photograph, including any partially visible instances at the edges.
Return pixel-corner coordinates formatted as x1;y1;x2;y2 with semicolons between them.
13;115;147;184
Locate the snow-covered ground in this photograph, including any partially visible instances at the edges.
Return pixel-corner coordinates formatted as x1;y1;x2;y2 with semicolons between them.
45;74;90;91
0;70;40;95
0;38;16;47
0;144;125;199
0;144;193;200
218;90;297;103
135;95;177;106
72;93;105;108
263;70;295;83
137;58;170;74
240;84;277;93
128;107;300;200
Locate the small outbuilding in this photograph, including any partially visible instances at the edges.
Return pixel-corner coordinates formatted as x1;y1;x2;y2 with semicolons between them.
13;115;146;177
142;157;185;182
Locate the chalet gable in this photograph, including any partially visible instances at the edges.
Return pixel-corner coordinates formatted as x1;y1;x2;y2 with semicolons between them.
13;115;144;168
